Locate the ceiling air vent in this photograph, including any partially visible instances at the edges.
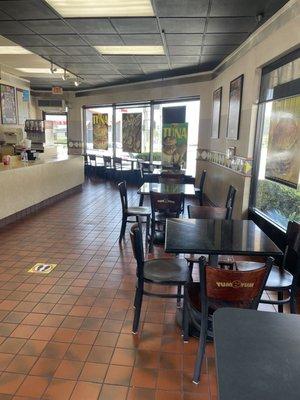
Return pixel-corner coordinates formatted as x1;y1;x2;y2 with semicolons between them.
37;99;63;108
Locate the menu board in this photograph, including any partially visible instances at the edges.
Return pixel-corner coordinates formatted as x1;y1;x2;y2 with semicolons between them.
1;84;17;124
122;113;142;153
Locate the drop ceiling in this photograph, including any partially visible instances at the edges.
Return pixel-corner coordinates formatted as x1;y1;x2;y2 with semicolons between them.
0;0;290;90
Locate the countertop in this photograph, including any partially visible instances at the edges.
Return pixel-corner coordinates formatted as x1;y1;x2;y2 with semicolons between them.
0;155;82;172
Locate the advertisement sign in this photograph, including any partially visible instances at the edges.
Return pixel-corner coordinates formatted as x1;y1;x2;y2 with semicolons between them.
122;113;142;153
93;113;108;150
265;96;300;189
162;123;188;167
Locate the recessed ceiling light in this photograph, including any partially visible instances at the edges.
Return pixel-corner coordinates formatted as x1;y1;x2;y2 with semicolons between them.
0;46;31;54
95;46;164;55
17;68;64;74
45;0;154;17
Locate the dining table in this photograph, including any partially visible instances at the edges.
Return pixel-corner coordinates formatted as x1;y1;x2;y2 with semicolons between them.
137;182;195;206
214;308;300;400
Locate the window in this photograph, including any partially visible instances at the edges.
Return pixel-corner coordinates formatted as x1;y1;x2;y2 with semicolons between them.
44;113;68;156
84;106;113;155
251;50;300;229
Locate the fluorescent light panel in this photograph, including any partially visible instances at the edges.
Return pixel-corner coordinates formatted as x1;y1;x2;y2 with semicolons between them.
0;46;31;54
95;46;164;55
45;0;154;17
17;68;64;74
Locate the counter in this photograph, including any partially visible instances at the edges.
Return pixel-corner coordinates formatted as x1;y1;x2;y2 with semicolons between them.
0;155;84;223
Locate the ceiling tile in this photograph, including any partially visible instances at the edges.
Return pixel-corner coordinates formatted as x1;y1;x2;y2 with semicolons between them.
210;0;289;17
141;64;169;72
110;18;159;33
23;19;73;34
57;46;99;56
155;0;209;17
105;55;137;63
169;46;201;55
70;55;104;63
0;0;57;19
201;55;224;63
0;21;32;34
202;45;237;55
26;46;64;55
171;63;198;69
66;63;111;73
0;10;12;20
170;55;199;63
43;34;87;46
207;17;257;33
114;63;142;72
204;33;248;45
65;18;115;34
6;35;51;47
82;35;123;46
120;70;145;76
135;55;168;63
121;34;162;45
166;34;202;45
46;55;77;63
160;18;205;33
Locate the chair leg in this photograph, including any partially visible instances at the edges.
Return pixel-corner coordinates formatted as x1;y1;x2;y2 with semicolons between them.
177;285;182;308
119;217;127;243
182;286;189;342
132;287;143;334
139;194;144;206
188;261;194;281
278;291;284;313
290;288;297;314
193;307;208;384
146;216;150;251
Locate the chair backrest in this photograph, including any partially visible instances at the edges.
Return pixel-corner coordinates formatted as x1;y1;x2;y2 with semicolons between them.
225;185;237;219
130;223;145;278
89;154;96;161
187;205;228;220
198;169;206;191
198;256;273;310
113;157;122;169
150;191;184;217
283;221;300;278
103;155;112;167
118;181;128;212
159;172;184;184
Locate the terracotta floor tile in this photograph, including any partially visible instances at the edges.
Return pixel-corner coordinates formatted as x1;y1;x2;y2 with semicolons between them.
157;369;182;391
6;355;37;374
0;338;26;354
104;364;132;386
29;357;61;377
98;384;128;400
111;348;136;366
16;375;49;398
31;327;57;341
10;325;37;339
54;359;83;380
155;390;182;400
79;362;108;383
42;378;76;400
87;346;113;364
0;372;25;395
40;315;65;328
135;350;159;369
127;387;156;400
130;367;158;389
22;314;46;326
73;330;97;345
0;353;15;371
60;316;84;329
52;328;77;343
95;332;119;347
70;381;102;400
65;343;92;362
159;353;183;370
19;340;48;356
41;342;69;359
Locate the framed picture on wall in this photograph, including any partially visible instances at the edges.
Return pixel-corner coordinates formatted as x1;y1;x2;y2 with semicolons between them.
211;87;222;138
0;84;17;124
227;74;244;140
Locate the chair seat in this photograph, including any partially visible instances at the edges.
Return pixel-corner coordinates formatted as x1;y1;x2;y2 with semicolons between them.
236;262;293;289
144;258;189;284
127;206;151;216
185;254;208;263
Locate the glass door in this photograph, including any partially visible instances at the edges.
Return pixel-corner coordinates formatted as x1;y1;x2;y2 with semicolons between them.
44;113;68;156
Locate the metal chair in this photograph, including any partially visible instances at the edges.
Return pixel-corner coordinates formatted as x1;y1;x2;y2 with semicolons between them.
118;181;151;246
195;169;206;205
130;222;190;333
103;155;114;179
149;191;184;251
225;185;237;219
183;256;273;383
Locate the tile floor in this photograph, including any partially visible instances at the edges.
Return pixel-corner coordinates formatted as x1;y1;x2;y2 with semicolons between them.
0;180;297;400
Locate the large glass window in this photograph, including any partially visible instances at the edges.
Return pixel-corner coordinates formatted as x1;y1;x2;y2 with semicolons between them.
85;106;113;155
44;113;68;156
252;51;300;229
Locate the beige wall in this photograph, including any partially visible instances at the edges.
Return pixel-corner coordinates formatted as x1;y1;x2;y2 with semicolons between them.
44;0;299;218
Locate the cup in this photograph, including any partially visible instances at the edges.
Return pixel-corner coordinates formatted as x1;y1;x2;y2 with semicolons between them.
2;155;11;165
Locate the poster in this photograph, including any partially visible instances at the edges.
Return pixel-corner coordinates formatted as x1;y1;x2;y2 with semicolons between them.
265;96;300;188
227;75;244;139
122;113;142;153
212;87;222;139
162;123;188;167
1;84;17;124
93;113;108;150
16;89;30;125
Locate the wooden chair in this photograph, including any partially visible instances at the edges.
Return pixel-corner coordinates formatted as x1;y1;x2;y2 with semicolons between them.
149;191;184;251
195;169;206;205
186;205;229;274
130;222;190;333
183;256;273;383
225;185;237;219
118;181;151;246
103;155;114;179
228;221;300;313
87;154;97;177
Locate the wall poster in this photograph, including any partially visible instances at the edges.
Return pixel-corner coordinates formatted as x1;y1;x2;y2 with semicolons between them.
265;96;300;189
211;87;222;139
162;123;188;167
16;88;30;125
227;75;244;140
122;112;142;153
0;84;17;124
92;113;108;150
